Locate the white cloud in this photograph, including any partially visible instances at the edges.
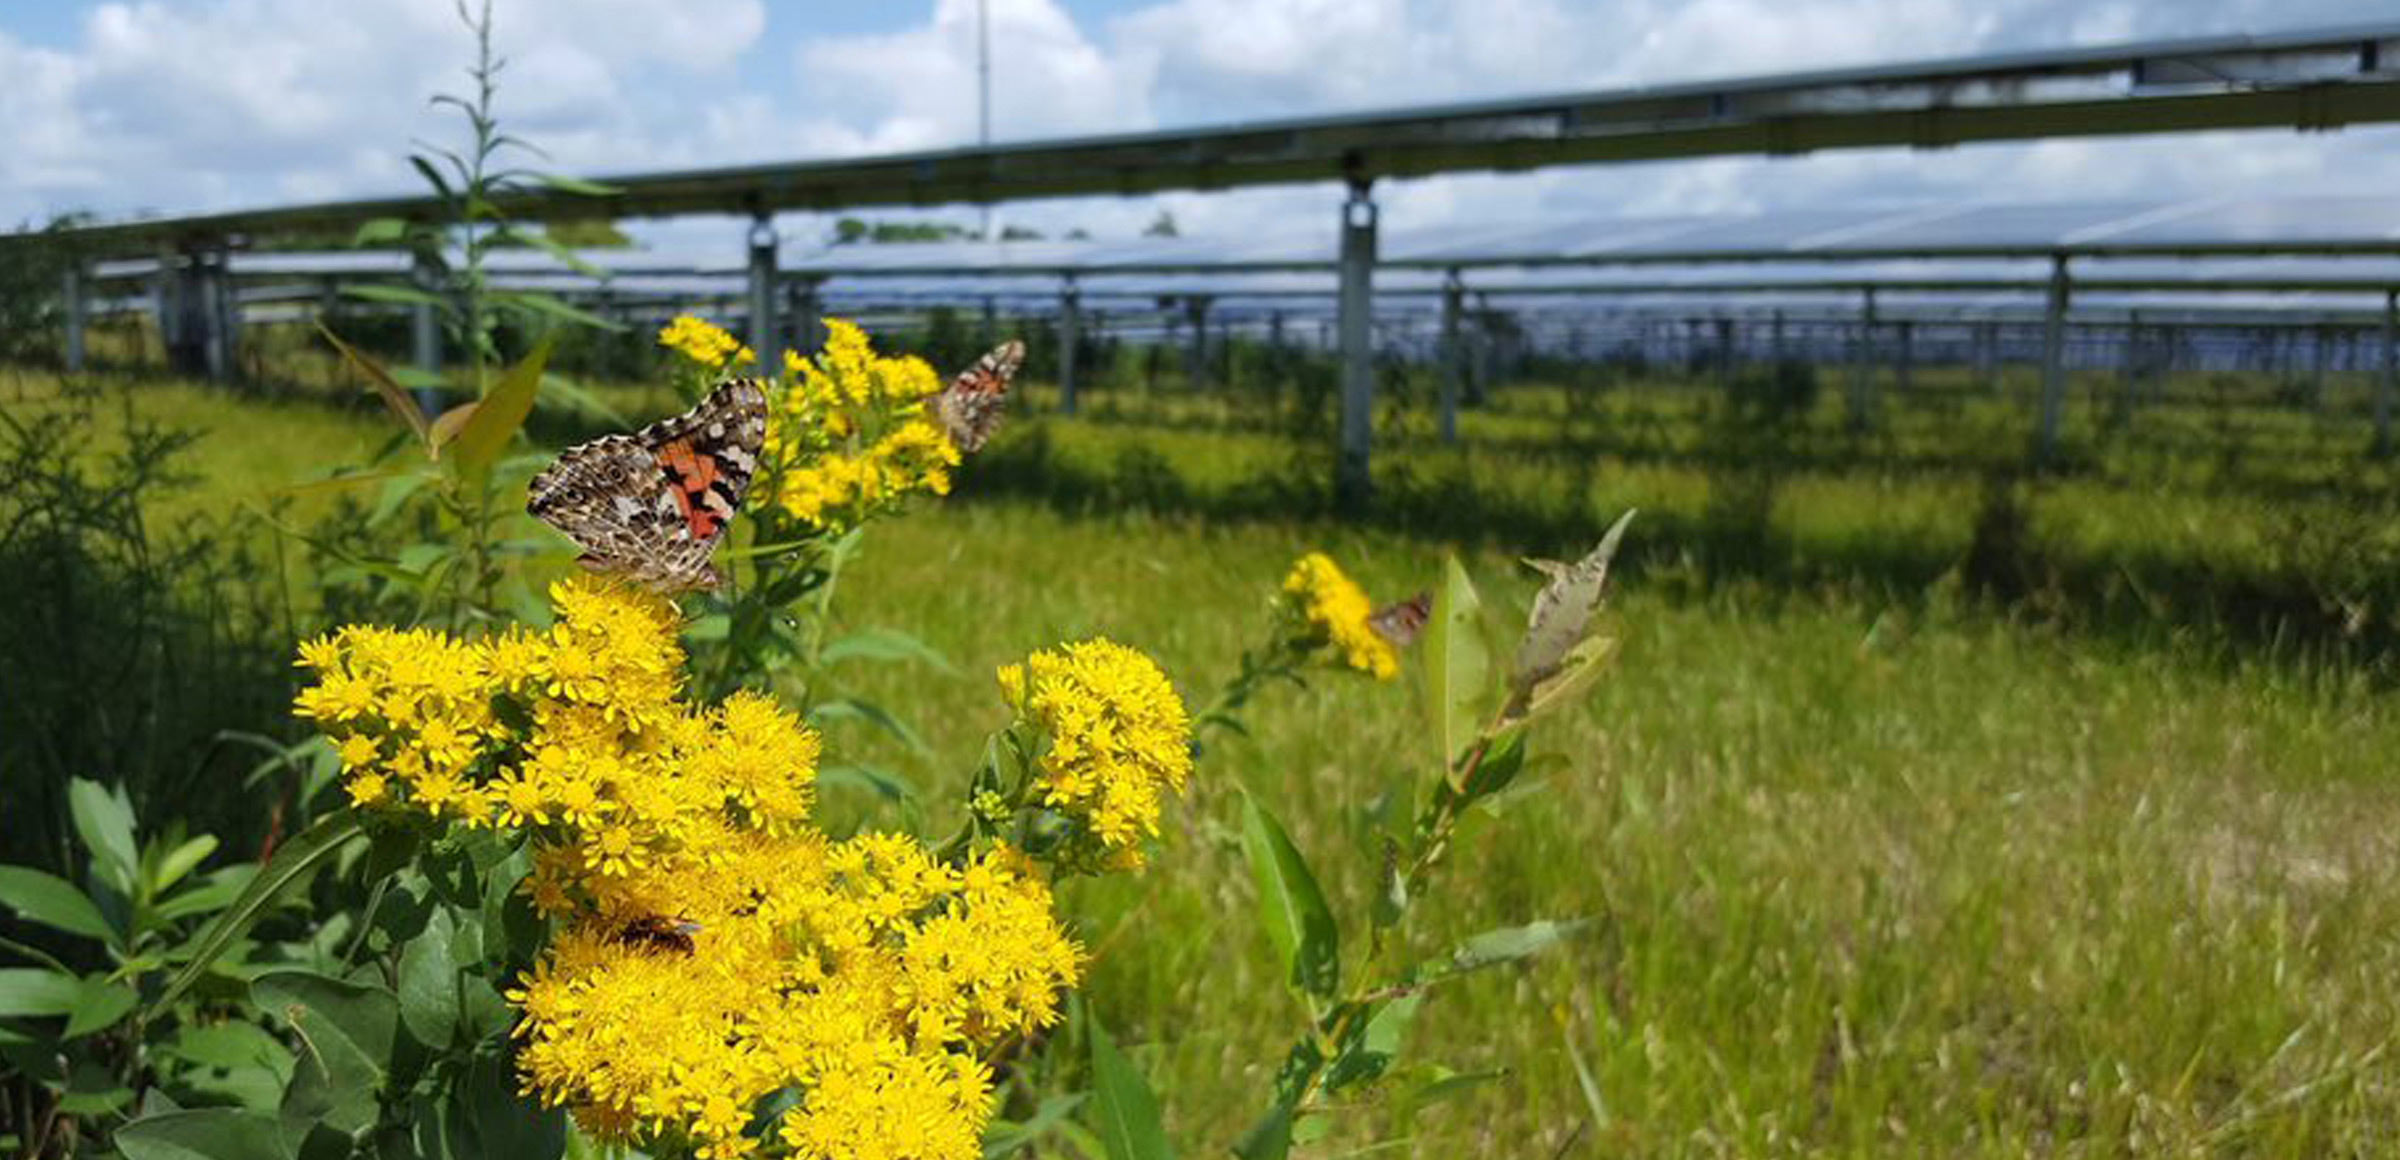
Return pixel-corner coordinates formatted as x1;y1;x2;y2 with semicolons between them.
5;0;2400;247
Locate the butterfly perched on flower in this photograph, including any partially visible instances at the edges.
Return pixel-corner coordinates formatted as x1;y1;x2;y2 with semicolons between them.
1368;591;1432;648
936;340;1025;453
527;378;769;592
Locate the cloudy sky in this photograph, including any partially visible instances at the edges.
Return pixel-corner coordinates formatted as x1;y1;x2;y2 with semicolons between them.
7;0;2400;252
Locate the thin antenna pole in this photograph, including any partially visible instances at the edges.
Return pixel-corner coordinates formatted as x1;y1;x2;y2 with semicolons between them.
977;0;992;240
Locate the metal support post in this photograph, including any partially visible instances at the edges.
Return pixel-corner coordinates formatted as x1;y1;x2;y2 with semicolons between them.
1893;319;1913;396
1716;317;1737;393
202;250;237;383
2036;254;2072;466
2312;326;2332;412
2379;291;2397;457
1438;269;1464;445
787;276;823;364
746;213;778;373
1183;296;1211;390
1058;274;1082;415
409;246;444;414
61;264;86;373
1846;288;1876;432
1335;177;1377;510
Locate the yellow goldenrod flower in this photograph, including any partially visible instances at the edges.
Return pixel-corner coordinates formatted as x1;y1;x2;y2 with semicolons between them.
761;320;958;531
659;314;753;371
998;638;1192;864
1279;552;1401;680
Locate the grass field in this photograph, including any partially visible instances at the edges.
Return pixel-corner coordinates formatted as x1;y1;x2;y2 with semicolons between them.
9;354;2400;1156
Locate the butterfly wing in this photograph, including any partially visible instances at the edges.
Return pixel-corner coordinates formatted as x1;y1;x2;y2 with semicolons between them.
1368;591;1433;648
935;340;1025;453
527;378;769;590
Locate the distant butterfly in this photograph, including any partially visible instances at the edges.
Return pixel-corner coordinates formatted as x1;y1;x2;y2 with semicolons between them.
935;340;1025;453
613;915;702;955
527;378;769;592
1368;591;1433;648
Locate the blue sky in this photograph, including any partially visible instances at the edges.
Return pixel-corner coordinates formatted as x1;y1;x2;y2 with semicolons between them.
8;0;2400;253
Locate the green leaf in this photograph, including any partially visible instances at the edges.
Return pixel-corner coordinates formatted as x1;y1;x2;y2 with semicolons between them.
256;970;397;1135
1518;635;1619;724
982;1093;1087;1160
447;334;556;480
808;697;930;754
489;291;622;332
153;813;365;1017
1458;725;1529;803
1399;1066;1508;1121
0;967;84;1016
1240;796;1340;1002
341;283;448;309
1231;1037;1325;1160
1425;556;1488;770
1417;919;1591;985
155;866;258;923
68;778;140;894
396;907;460;1051
63;976;137;1038
254;971;397;1069
817;764;918;804
532;373;630;428
1087;1016;1173;1160
820;628;962;676
117;1109;290;1160
458;1049;565;1160
408;156;457;202
1323;993;1420;1093
352;218;410;248
316;323;432;451
537;173;623;196
0;865;118;945
155;835;221;896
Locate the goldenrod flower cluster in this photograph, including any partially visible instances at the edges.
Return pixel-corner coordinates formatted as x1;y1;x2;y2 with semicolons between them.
510;835;1080;1160
998;639;1193;866
1278;553;1400;680
294;578;1085;1160
762;319;961;530
659;314;755;371
295;575;815;882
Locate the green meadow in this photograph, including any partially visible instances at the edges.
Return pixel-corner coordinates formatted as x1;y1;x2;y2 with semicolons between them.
9;346;2400;1157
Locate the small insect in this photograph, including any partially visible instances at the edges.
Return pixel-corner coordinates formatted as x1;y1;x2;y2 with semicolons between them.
613;915;703;954
1368;591;1433;648
935;340;1025;453
526;378;769;592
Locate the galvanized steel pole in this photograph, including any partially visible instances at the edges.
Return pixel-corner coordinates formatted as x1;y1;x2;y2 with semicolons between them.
409;247;443;414
1184;295;1210;390
1336;177;1377;510
2379;290;2397;457
1059;274;1081;415
2036;254;2072;465
1847;287;1876;432
61;264;85;373
747;213;778;374
1438;269;1464;445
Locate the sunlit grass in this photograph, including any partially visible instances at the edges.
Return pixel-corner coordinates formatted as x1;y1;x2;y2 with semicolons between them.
12;358;2400;1154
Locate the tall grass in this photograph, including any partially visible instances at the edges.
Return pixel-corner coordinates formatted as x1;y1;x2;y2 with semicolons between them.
8;356;2400;1154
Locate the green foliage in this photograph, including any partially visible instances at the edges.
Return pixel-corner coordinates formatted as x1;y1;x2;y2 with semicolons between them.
0;383;290;876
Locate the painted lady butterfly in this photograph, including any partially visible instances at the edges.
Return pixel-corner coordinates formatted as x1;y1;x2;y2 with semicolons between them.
1368;591;1433;648
526;378;769;592
936;340;1025;453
